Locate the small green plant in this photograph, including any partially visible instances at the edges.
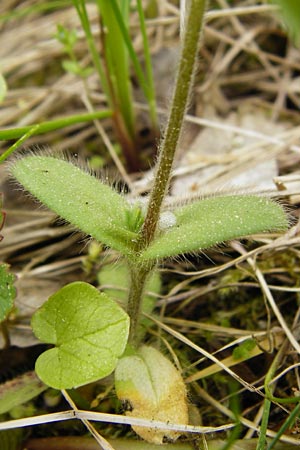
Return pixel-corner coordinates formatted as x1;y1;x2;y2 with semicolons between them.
55;24;93;78
9;0;289;443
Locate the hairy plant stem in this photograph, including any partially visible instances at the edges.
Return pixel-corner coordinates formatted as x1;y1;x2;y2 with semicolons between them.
127;262;155;345
138;0;207;250
127;0;207;345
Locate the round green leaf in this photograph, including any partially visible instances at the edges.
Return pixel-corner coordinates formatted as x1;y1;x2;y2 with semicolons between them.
31;282;129;389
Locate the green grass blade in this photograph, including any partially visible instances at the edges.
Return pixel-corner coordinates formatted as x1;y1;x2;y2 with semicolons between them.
267;402;300;449
96;0;135;139
0;110;112;141
0;110;112;163
72;0;110;99
0;125;39;163
255;398;271;450
136;0;158;128
108;0;153;108
0;1;71;23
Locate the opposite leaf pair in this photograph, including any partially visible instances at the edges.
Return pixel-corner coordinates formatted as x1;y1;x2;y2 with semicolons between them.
10;155;288;262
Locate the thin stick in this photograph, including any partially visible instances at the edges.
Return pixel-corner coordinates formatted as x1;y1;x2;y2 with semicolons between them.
0;409;234;434
62;390;115;450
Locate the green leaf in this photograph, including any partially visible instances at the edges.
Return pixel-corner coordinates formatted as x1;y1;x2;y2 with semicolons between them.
61;59;82;75
62;60;93;78
98;261;160;314
271;0;300;46
96;0;135;139
98;261;161;340
0;264;16;322
10;155;137;256
31;281;129;389
55;24;77;48
115;345;188;444
232;339;256;360
0;372;46;415
141;195;288;260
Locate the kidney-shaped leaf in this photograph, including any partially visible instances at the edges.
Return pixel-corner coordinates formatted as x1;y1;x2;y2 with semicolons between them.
141;195;288;260
31;282;129;389
10;155;136;255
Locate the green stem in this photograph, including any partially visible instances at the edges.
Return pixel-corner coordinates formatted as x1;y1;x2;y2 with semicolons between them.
265;341;300;404
127;0;207;345
127;263;154;345
138;0;207;250
256;398;272;450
